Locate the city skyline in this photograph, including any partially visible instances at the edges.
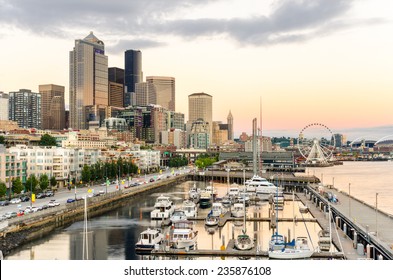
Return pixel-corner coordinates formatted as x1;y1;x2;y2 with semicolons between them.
0;0;392;139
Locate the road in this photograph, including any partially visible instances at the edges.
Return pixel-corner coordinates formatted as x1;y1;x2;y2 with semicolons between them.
0;167;194;217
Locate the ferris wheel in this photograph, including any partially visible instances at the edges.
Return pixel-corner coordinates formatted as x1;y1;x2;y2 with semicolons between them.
298;123;335;164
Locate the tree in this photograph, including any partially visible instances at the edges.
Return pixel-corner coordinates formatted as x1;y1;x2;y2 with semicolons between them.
0;135;5;144
50;176;57;188
26;175;39;193
81;165;91;183
39;174;49;191
12;178;24;194
0;181;6;197
39;134;57;146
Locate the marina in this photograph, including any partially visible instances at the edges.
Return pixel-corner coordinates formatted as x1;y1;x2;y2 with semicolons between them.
2;162;393;260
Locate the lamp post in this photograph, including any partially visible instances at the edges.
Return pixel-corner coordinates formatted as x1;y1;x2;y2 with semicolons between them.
348;183;351;220
30;175;33;208
225;167;230;194
375;193;378;237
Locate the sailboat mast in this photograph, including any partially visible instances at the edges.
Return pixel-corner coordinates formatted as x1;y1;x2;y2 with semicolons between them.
252;118;257;176
259;96;263;176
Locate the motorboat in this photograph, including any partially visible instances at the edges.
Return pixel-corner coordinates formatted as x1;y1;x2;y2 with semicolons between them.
236;192;250;206
256;183;283;201
205;185;218;198
268;237;314;259
228;184;240;198
188;183;200;202
231;203;245;218
234;233;255;251
170;209;187;223
317;230;331;252
205;214;219;227
181;199;198;218
135;228;164;253
150;195;175;220
221;195;232;207
211;202;227;217
199;191;212;209
245;175;270;192
170;220;198;249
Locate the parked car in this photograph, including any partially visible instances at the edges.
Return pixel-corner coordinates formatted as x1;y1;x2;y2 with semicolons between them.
4;211;17;219
0;200;10;206
48;200;60;207
67;198;76;203
20;196;30;202
10;198;22;204
24;206;39;214
45;190;54;197
36;193;46;199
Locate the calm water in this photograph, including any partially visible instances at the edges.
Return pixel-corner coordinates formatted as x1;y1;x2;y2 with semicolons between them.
306;161;393;215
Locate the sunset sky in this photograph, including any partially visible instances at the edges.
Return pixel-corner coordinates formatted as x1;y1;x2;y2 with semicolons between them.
0;0;392;140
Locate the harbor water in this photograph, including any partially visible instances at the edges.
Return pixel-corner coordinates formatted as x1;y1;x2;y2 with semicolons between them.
6;160;390;260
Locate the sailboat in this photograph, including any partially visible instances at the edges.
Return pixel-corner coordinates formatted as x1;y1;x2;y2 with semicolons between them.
268;176;287;251
234;183;254;251
268;191;314;259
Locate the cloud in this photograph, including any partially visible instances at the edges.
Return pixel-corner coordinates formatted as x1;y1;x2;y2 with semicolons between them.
0;0;379;47
107;39;166;54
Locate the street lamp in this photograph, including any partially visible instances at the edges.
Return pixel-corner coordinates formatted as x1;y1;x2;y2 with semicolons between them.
348;183;351;220
375;193;378;237
30;175;33;208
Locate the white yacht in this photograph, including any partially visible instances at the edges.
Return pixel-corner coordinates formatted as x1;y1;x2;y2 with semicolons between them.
170;220;198;249
211;202;227;217
188;183;200;202
181;199;198;218
245;175;269;192
170;209;187;223
268;237;314;259
199;191;212;209
228;184;240;198
135;228;164;252
231;203;245;218
150;195;175;220
205;185;218;198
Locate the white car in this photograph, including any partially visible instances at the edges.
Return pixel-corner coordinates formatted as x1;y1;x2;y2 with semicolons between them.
48;200;60;207
24;206;39;213
10;198;22;204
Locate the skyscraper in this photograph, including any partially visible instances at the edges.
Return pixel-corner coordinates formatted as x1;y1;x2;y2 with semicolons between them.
9;89;41;129
188;92;212;136
69;32;108;129
0;92;9;121
39;84;65;130
124;50;142;107
108;67;124;108
146;76;176;111
227;110;234;140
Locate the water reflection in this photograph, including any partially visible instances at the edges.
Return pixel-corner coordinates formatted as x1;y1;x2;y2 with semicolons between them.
6;181;327;260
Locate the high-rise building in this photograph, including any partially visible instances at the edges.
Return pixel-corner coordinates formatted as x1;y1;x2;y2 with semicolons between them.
39;84;65;130
69;32;108;130
108;67;124;108
227;110;234;140
124;50;142;107
134;82;153;107
146;76;176;111
108;67;124;84
188;92;212;136
108;82;124;108
0;92;9;121
9;89;41;129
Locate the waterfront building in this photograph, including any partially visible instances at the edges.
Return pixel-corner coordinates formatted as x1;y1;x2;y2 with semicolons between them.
69;32;108;130
188;92;212;137
146;76;176;111
161;128;187;149
227;110;234;141
39;84;65;130
189;119;210;149
0;144;27;190
0;92;9;121
9;89;42;129
244;136;272;152
124;50;142;107
61;131;112;149
8;145;102;186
